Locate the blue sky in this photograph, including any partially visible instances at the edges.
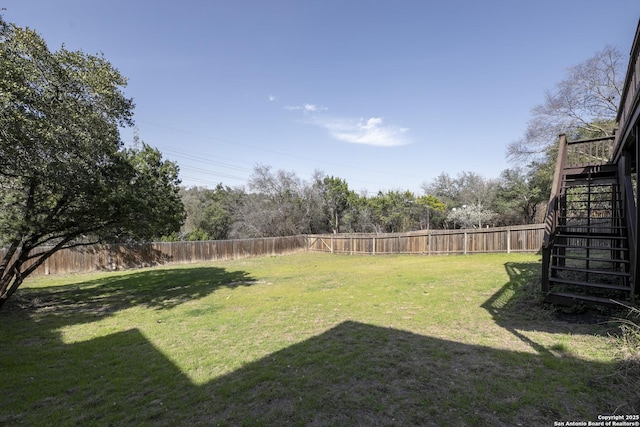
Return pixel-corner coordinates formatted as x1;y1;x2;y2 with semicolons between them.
4;1;639;195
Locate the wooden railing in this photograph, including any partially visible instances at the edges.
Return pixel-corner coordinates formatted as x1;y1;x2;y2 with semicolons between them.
565;136;616;168
615;18;640;296
615;19;640;152
541;134;568;293
619;152;638;296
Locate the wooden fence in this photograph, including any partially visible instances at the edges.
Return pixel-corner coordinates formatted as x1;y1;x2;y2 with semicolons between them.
306;224;545;255
1;225;545;276
1;236;307;276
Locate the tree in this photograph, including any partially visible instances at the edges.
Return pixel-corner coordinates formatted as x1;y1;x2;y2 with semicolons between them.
446;204;496;229
507;46;624;162
340;192;373;233
494;168;547;225
302;170;329;235
199;184;238;240
364;190;424;233
421;171;497;210
421;172;458;207
422;171;498;228
179;184;238;241
319;176;355;233
415;195;446;230
233;165;310;237
0;17;184;307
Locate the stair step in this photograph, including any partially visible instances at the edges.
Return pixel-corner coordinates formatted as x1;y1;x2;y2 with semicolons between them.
559;217;621;220
552;254;629;263
545;291;629;307
556;233;626;239
559;231;627;235
554;244;628;251
560;222;625;226
564;206;613;212
563;167;617;176
548;277;631;292
562;179;618;187
550;265;631;277
561;196;617;200
559;225;626;229
559;213;622;217
561;219;624;221
563;171;617;178
563;200;618;204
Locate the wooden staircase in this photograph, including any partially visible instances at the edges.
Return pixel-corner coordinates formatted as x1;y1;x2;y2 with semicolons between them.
543;18;640;307
542;135;635;306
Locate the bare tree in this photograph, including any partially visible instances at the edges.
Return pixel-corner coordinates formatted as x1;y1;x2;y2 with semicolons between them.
507;46;625;162
421;171;497;209
232;165;328;237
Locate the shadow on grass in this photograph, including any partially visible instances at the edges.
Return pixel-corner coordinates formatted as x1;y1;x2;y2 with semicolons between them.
11;266;256;325
2;261;636;425
1;320;633;426
482;261;622;355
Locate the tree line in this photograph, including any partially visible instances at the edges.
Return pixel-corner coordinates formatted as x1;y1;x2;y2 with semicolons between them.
172;164;548;240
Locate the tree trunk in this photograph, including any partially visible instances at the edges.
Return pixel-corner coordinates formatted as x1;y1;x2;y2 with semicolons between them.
0;240;19;295
0;236;74;309
0;275;24;308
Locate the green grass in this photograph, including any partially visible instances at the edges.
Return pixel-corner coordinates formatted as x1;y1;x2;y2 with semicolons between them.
0;252;636;425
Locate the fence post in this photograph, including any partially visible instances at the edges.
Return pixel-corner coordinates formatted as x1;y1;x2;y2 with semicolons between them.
22;225;548;275
464;231;468;255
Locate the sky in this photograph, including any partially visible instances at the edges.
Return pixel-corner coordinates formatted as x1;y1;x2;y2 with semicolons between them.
3;1;640;195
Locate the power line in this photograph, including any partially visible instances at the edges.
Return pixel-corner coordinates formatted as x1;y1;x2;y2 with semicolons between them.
158;147;253;173
177;164;248;182
138;119;425;183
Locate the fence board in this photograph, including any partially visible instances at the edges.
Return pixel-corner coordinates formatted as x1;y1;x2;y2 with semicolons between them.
307;224;545;256
0;236;307;276
1;225;544;277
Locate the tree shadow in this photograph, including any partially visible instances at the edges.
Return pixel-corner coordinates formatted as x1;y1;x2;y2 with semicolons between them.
94;243;175;270
10;266;256;325
1;321;634;425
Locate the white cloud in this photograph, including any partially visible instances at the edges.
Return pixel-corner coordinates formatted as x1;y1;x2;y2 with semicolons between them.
283;100;409;147
285;103;328;112
268;95;277;102
319;116;410;147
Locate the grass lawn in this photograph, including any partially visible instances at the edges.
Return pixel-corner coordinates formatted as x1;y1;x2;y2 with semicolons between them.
1;252;638;425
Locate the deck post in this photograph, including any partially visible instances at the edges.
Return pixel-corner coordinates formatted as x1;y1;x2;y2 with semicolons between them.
635;124;640;295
